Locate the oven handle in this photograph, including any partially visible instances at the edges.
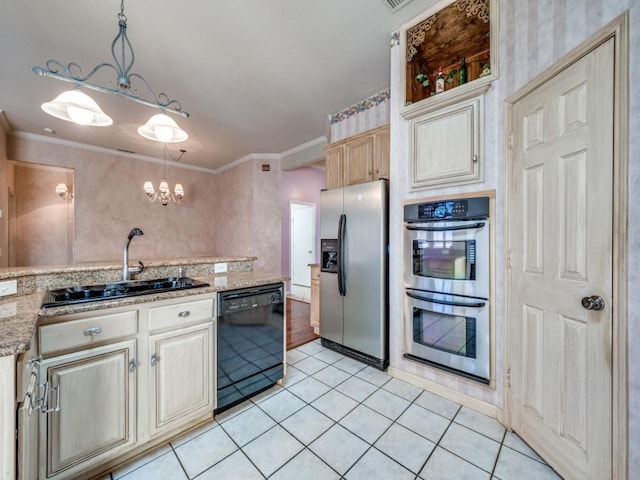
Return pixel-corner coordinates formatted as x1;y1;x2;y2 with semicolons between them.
405;222;485;232
337;214;346;297
406;290;486;308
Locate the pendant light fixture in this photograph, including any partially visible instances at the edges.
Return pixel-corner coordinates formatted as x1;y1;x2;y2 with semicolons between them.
143;145;185;206
32;0;188;141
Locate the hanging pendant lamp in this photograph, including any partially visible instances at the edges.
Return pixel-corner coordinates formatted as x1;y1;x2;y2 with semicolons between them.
138;113;188;143
41;88;113;126
32;0;188;141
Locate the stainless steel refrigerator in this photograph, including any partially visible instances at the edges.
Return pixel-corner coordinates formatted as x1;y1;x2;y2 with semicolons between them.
320;179;388;370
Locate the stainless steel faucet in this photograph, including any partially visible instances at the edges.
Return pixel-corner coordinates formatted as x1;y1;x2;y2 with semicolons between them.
122;228;144;281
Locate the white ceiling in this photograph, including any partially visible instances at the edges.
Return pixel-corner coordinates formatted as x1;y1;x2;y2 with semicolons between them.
0;0;438;171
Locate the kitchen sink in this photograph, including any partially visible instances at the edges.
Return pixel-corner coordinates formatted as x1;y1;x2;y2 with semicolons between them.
41;277;210;308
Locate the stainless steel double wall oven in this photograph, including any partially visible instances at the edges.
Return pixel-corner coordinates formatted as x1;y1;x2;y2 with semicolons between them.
403;197;491;383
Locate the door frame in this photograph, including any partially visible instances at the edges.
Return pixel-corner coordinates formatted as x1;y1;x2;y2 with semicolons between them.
289;200;316;287
503;13;629;479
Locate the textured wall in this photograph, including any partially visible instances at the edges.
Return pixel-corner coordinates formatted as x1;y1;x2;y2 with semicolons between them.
213;158;282;274
0;125;8;268
13;164;73;266
280;166;325;278
8;135;218;264
389;0;639;473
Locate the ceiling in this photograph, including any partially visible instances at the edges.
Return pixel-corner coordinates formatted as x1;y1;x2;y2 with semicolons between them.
0;0;438;171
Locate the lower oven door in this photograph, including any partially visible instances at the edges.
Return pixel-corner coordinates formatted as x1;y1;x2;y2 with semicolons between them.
404;289;490;384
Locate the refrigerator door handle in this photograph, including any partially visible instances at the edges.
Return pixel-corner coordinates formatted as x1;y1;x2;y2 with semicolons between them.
337;214;346;296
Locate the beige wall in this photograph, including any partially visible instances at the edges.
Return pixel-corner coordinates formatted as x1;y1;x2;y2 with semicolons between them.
213;158;281;274
0;121;8;268
8;135;218;264
13;164;73;266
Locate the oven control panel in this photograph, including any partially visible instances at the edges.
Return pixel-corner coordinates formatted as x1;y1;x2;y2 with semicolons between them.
404;196;489;222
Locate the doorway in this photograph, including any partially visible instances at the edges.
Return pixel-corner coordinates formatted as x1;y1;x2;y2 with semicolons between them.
505;17;628;480
290;201;316;301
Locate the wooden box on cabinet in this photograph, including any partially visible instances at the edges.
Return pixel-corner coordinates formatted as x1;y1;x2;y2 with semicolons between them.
324;124;390;190
409;94;483;190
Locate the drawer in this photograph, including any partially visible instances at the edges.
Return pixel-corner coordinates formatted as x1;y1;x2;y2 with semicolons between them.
148;298;214;333
39;310;138;355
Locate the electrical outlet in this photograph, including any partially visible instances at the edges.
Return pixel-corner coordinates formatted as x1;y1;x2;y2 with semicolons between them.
0;280;17;297
214;263;228;274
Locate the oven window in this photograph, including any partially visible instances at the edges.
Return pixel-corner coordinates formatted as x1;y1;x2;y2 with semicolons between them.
412;240;475;280
412;307;476;358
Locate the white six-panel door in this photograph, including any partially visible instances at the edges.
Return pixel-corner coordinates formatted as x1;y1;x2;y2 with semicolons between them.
507;38;614;480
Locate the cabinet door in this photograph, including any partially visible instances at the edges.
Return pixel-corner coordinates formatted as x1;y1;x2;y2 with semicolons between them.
39;341;136;479
344;136;374;186
148;323;214;435
374;126;391;180
410;95;483;189
324;145;344;190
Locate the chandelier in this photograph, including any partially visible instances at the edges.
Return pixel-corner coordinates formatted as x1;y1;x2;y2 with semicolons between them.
144;146;185;206
32;0;188;143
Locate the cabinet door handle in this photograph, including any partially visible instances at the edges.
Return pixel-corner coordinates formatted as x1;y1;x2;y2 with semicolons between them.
40;382;61;414
129;359;137;373
473;154;478;162
178;311;191;318
151;353;159;366
375;168;379;174
83;326;102;336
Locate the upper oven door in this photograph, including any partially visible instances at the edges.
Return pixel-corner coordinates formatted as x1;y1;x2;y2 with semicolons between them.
404;218;489;299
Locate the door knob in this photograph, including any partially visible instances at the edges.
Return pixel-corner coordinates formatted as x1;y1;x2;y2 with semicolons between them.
581;295;605;311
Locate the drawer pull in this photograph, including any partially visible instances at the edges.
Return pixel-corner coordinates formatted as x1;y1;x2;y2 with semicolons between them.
83;326;103;336
178;311;191;318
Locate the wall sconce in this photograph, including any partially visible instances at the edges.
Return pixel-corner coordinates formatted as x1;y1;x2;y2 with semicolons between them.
55;183;73;200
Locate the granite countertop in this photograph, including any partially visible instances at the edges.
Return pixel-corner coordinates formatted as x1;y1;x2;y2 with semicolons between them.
0;271;286;357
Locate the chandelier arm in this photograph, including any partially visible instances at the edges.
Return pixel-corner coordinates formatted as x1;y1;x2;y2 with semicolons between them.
32;65;189;118
128;73;186;113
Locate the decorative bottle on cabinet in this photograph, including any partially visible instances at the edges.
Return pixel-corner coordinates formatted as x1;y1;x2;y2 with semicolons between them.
435;67;445;94
459;57;467;85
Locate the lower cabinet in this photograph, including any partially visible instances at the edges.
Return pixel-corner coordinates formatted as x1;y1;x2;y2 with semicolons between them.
20;294;216;480
38;341;137;479
148;323;214;436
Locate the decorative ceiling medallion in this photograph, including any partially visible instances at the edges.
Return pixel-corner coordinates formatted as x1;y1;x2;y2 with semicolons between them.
453;0;490;23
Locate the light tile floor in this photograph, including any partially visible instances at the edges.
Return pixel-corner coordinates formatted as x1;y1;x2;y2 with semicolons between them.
103;340;562;480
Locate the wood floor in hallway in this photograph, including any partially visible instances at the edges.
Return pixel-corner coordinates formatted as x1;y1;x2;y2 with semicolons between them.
286;298;318;350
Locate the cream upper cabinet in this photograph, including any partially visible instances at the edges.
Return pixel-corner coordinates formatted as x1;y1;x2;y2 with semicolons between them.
37;340;137;480
409;94;484;190
148;323;214;436
324;124;390;189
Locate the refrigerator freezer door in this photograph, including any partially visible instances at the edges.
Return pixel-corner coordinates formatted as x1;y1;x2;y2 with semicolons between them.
320;188;345;345
342;181;388;359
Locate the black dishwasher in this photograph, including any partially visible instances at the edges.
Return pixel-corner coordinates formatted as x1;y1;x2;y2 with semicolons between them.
216;283;284;413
